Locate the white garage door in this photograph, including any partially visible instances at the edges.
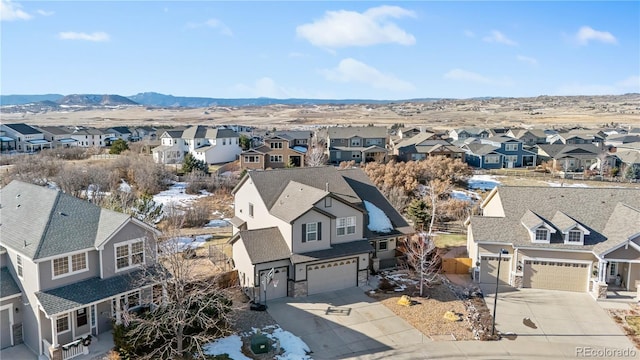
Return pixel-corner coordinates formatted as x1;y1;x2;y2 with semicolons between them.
523;260;589;292
0;308;12;349
260;267;288;300
480;255;511;285
307;258;357;295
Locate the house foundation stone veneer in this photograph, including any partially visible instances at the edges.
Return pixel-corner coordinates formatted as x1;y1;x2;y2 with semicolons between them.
593;282;608;299
358;270;369;287
293;281;308;298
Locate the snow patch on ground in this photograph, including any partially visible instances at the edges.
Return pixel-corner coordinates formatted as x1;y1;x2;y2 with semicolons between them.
152;182;210;209
119;179;132;193
203;326;312;360
203;335;250;360
364;200;393;233
204;219;230;228
451;190;482;202
468;175;502;190
160;234;212;253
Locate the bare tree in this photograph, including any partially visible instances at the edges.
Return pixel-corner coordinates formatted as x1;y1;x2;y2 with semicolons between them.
116;230;235;359
400;233;441;297
305;140;328;167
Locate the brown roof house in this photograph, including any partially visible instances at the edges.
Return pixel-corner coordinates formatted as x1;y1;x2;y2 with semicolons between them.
229;167;412;301
466;186;640;299
240;131;311;170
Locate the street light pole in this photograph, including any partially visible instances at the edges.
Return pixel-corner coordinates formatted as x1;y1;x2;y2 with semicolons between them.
491;248;508;337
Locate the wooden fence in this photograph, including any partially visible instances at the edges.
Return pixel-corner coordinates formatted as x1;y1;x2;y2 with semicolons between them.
442;258;472;274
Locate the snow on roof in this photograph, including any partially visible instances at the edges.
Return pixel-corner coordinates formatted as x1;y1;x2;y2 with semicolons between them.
364;200;393;233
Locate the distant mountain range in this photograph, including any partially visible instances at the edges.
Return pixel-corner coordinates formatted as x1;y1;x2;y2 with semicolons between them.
1;92;439;108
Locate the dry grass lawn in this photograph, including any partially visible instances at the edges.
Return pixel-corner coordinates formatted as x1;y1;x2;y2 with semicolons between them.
607;304;640;349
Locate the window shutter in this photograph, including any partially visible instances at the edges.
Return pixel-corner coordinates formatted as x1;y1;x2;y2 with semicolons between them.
317;222;322;241
302;223;306;243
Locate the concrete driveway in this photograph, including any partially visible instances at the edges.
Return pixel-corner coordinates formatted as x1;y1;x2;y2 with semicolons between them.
266;287;428;359
482;286;636;349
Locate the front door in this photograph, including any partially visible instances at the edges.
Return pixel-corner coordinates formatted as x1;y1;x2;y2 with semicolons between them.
608;262;618;282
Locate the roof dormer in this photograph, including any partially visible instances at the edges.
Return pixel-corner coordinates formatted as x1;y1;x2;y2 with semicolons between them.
521;209;556;244
551;211;590;245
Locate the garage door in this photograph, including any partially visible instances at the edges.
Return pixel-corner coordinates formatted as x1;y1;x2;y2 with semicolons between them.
260;267;288;300
523;260;589;292
0;308;12;349
480;255;511;285
307;258;357;295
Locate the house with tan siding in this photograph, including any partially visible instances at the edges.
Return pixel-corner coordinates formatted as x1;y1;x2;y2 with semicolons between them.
467;186;640;300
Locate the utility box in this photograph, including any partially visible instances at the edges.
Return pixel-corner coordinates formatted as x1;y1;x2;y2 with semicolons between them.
250;333;270;354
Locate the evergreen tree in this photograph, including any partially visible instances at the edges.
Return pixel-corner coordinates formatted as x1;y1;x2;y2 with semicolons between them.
109;139;129;154
182;153;209;174
406;198;428;230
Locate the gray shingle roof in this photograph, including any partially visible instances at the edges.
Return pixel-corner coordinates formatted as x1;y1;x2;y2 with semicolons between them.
205;128;239;139
0;267;21;299
109;126;132;134
36;126;74;136
328;126;387;139
395;133;440;148
235;227;291;264
35;270;153;316
537;144;600;158
470;187;640;253
290;240;373;264
270;182;328;223
551;211;580;232
4;123;42;135
0;181;132;260
465;143;500;156
182;125;208;139
520;209;544;229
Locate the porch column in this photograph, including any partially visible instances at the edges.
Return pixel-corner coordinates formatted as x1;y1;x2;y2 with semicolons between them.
115;297;122;325
598;260;607;282
51;316;58;347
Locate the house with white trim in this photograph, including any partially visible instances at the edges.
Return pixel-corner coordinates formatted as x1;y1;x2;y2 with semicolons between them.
467;186;640;299
0;123;51;152
0;181;160;358
229;167;412;301
152;125;241;165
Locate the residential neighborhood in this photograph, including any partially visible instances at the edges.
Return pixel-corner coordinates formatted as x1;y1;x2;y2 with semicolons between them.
1;120;640;360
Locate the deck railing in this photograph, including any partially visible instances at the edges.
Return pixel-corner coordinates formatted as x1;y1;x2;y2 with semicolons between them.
60;338;89;360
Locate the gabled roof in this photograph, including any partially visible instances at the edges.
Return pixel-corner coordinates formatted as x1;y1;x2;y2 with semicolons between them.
551;211;587;233
520;209;545;229
328;126;387;139
3;123;41;135
161;130;184;138
270;181;329;223
485;135;521;144
182;125;208;139
273;130;312;140
0;181;136;260
537;144;600;158
615;150;640;165
470;187;640;252
395;132;440;148
510;129;547;139
36;126;73;136
205;128;239;139
109;126;132;134
231;227;291;264
0;267;21;300
290;240;373;264
464;143;500;156
452;128;488;136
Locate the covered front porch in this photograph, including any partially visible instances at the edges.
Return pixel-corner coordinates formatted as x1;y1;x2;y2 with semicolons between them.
592;242;640;301
362;145;387;163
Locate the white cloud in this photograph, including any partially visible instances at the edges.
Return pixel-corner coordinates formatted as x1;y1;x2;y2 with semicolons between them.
296;5;416;48
556;75;639;95
1;0;32;21
482;30;517;46
321;58;415;92
187;18;233;36
36;9;54;16
58;32;110;42
463;30;475;38
516;55;538;66
575;26;617;45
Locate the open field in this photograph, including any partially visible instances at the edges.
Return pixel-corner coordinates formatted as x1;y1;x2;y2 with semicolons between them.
4;94;639;130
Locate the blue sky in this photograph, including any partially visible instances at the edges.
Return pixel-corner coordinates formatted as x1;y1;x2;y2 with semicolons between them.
2;1;639;99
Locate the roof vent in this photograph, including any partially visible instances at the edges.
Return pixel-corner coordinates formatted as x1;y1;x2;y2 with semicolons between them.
16;194;20;198
59;212;67;216
16;204;21;208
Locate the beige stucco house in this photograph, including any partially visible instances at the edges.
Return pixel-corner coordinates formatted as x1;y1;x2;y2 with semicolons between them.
467;186;640;299
229;167;412;302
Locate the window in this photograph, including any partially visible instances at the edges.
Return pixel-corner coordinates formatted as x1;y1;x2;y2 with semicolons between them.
337;216;356;236
336;151;341;159
535;229;548;241
379;240;388;251
91;305;96;327
17;255;23;278
244;155;259;163
56;314;70;333
269;155;283;162
366;138;382;146
249;203;254;217
71;253;86;272
306;223;318;241
51;253;89;279
324;197;332;207
504;155;518;164
567;230;582;243
115;240;144;271
77;308;88;327
350;139;361;147
505;143;518;151
485;155;499;164
352;153;360;158
270;142;283;149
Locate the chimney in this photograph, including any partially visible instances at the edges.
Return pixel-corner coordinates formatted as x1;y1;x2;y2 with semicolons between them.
325;182;329;192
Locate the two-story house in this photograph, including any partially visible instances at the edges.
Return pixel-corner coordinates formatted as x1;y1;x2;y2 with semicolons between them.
327;126;388;164
152;126;241;165
107;127;133;142
0;181;160;358
0;123;51;152
448;128;490;142
152;130;186;164
536;144;608;172
228;167;412;301
70;128;116;148
506;129;548;147
467;186;640;299
36;126;79;148
393;133;465;162
483;136;536;168
240;131;312;170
